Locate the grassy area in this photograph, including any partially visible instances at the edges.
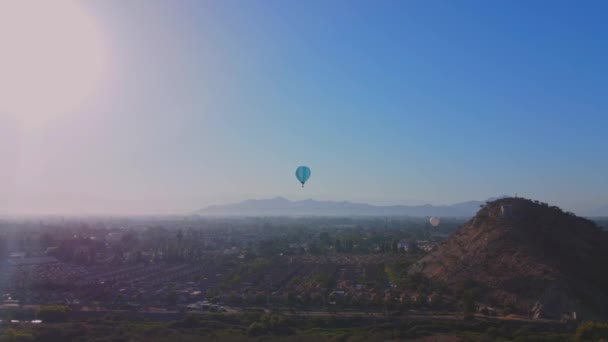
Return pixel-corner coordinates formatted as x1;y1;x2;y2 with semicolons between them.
0;312;590;342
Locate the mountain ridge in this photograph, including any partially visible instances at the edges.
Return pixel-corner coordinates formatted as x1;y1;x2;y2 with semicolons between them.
196;196;508;217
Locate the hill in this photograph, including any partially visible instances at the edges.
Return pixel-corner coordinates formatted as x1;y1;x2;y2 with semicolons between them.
410;197;608;320
196;197;506;217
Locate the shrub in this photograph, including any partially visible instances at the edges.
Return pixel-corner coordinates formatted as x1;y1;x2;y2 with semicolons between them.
247;322;265;336
0;328;34;342
575;322;608;342
37;306;70;323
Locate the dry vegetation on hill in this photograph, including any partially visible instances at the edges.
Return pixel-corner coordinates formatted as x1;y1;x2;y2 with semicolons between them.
411;197;608;320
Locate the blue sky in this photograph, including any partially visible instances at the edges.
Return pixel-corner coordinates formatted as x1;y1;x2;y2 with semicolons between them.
1;0;607;214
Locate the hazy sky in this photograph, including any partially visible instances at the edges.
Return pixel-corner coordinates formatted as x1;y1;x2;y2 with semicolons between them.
1;0;607;215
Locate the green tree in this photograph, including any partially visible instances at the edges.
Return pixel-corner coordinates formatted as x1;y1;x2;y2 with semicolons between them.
37;305;70;323
319;232;330;246
575;322;608;342
408;241;421;254
0;328;34;342
39;233;54;248
0;237;9;259
247;322;265;336
461;290;475;320
391;239;398;253
167;290;178;307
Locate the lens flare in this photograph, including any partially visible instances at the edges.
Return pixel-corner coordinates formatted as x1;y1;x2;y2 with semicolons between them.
0;1;108;124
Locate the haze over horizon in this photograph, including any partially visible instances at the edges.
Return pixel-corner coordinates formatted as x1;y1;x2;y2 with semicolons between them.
1;1;607;215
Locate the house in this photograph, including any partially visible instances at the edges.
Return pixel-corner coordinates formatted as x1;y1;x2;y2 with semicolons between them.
8;256;58;266
397;240;410;252
9;252;26;260
106;232;124;243
478;306;497;316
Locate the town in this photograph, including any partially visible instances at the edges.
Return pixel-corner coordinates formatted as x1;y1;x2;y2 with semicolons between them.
0;216;458;317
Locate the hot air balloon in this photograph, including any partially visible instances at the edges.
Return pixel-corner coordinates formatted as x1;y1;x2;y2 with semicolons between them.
429;217;441;227
295;166;311;187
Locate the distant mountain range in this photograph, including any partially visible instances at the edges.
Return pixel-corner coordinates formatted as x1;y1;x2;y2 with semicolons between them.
581;205;608;217
196;196;510;217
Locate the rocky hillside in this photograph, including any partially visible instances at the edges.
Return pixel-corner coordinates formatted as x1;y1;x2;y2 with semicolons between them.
410;197;608;319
